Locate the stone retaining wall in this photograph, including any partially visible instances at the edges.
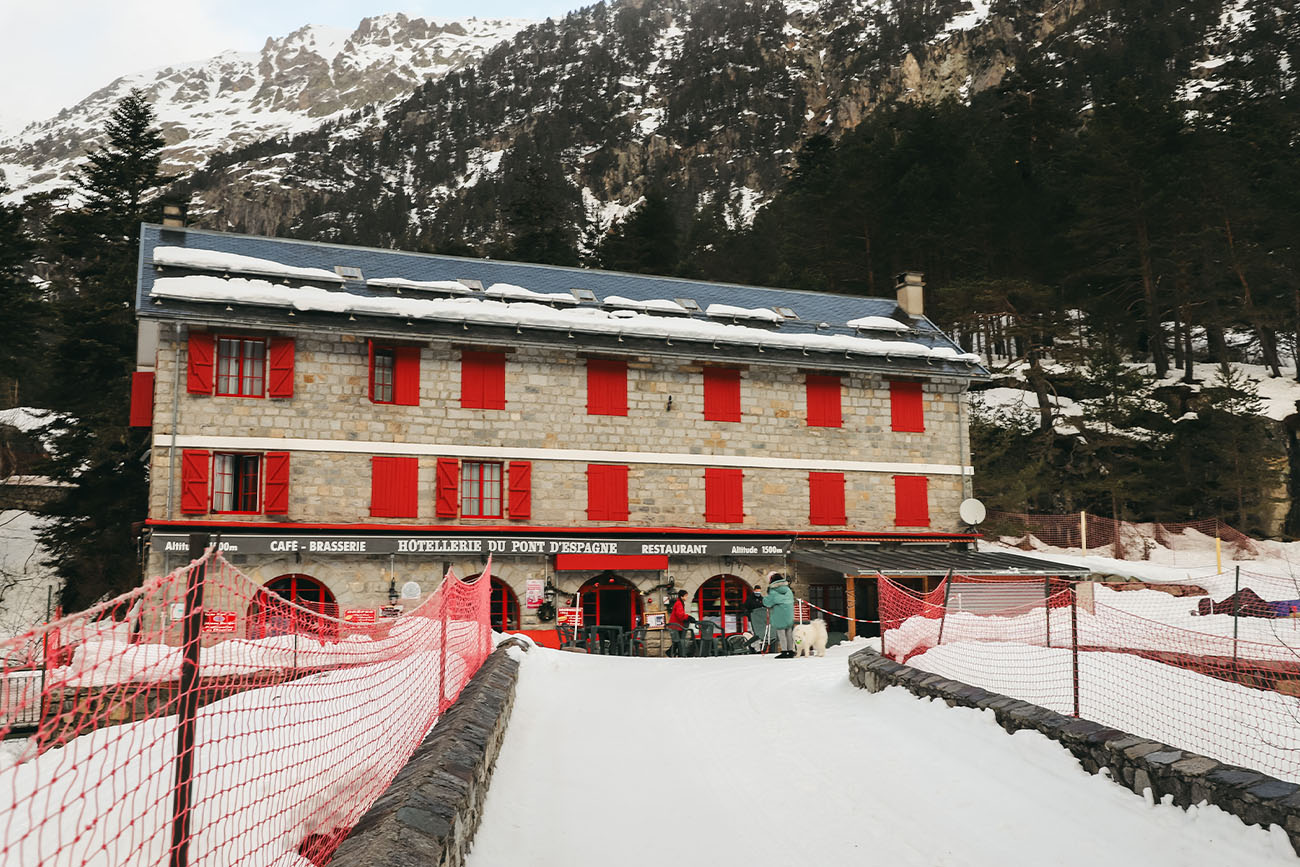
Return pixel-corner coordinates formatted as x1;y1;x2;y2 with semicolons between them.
330;641;525;867
849;647;1300;854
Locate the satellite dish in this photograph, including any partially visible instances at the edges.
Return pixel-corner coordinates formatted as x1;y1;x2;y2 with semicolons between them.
959;498;987;526
400;581;421;599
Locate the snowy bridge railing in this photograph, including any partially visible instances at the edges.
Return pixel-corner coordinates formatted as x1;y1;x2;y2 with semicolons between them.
0;548;493;866
880;573;1300;783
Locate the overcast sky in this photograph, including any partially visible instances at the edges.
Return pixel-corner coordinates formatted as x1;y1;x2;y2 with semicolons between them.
0;0;578;134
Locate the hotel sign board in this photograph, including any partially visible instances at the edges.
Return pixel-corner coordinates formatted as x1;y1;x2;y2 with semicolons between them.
151;533;790;558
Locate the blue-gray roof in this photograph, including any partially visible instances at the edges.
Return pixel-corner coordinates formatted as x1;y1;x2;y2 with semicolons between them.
136;224;987;378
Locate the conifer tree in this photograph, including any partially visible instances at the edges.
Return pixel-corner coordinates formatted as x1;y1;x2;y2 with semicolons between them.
0;189;40;397
38;89;164;609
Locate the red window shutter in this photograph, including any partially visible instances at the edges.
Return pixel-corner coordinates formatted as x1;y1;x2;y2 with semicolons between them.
371;456;419;518
809;472;846;525
894;475;930;527
267;337;295;398
890;380;925;432
587;464;628;521
705;468;743;522
264;452;291;514
703;367;741;422
129;371;155;427
462;351;506;409
508;461;532;519
394;346;421;406
587;359;628;416
187;333;214;395
435;457;460;517
806;374;842;427
180;449;210;514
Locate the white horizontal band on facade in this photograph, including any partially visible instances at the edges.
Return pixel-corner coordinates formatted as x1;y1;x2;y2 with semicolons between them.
153;434;973;477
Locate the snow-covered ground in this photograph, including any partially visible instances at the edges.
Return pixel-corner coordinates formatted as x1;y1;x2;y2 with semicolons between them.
465;641;1296;866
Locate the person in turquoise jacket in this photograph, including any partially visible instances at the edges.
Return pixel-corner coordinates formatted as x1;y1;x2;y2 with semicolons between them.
763;571;796;659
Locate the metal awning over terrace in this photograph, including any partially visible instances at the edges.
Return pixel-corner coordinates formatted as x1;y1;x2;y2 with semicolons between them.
791;546;1090;577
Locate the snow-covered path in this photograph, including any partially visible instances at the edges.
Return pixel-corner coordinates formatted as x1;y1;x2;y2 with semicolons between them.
467;641;1295;866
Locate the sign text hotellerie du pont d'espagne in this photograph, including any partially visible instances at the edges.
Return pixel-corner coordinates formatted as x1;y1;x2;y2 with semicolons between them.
152;534;788;558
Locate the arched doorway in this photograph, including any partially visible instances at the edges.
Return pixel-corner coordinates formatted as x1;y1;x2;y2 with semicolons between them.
248;573;338;640
694;574;755;635
490;578;520;631
577;572;642;629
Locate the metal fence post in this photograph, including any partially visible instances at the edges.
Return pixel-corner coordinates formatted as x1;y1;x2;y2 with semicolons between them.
170;532;209;867
1232;566;1241;672
1070;582;1080;719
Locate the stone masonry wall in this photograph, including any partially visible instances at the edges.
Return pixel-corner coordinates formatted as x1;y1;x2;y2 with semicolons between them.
330;640;523;867
146;328;969;531
849;647;1300;854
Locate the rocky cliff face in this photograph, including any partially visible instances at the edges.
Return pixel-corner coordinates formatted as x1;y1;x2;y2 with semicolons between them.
168;0;1091;244
0;13;531;201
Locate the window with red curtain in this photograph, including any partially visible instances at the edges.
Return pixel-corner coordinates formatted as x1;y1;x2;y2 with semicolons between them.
369;342;420;406
216;337;266;397
587;359;628;416
462;350;506;409
808;472;846;525
703;367;741;422
587;464;629;521
704;467;744;522
890;380;925;432
894;475;930;527
371;456;419;518
806;374;842;427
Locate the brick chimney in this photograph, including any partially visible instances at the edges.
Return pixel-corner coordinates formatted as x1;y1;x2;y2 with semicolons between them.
895;271;924;318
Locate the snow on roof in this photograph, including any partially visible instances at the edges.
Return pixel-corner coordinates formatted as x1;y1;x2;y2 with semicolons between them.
152;246;344;283
150;274;982;364
364;277;474;294
847;315;911;333
483;283;579;305
705;303;784;323
602;296;688;315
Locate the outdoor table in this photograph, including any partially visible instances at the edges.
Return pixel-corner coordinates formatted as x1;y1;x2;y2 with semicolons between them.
585;625;626;655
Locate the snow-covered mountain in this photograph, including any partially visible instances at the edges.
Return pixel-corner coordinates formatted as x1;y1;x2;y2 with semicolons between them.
0;13;532;201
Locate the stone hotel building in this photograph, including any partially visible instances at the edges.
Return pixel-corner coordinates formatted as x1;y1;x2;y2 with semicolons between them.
131;223;1067;642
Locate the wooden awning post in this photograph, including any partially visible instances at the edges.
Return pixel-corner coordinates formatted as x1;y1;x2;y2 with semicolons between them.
845;576;857;640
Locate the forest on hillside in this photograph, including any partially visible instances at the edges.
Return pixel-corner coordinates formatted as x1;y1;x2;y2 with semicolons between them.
0;0;1298;610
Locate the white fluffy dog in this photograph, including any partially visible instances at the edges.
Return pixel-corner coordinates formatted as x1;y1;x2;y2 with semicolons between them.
792;618;828;658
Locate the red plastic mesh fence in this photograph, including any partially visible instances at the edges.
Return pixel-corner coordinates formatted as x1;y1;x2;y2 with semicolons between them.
989;511;1257;563
879;574;1300;783
0;549;493;866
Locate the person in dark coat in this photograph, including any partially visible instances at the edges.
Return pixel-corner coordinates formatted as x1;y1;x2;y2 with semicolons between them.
762;571;796;658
